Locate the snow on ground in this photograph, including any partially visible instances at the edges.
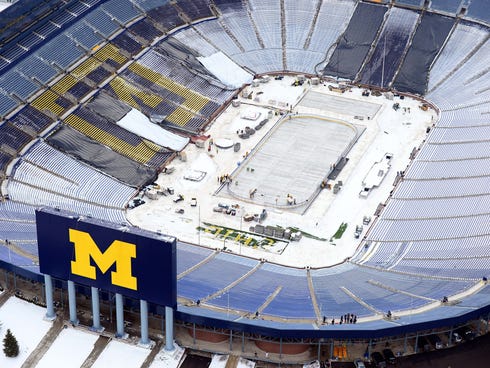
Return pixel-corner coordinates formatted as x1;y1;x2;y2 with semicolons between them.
208;354;255;368
0;297;52;368
149;343;185;368
91;339;150;368
209;354;229;368
127;76;435;267
34;327;98;368
237;357;256;368
198;52;253;88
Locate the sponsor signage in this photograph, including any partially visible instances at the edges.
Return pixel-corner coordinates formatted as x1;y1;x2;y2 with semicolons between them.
36;208;176;307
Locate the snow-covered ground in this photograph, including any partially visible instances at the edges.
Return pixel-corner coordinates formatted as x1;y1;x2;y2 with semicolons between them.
91;339;150;368
127;76;435;267
34;327;98;368
0;297;52;368
208;354;256;368
149;343;186;368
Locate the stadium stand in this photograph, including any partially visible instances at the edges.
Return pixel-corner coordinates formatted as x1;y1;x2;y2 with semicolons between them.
429;0;463;14
0;0;489;343
427;22;488;93
83;7;122;38
324;2;387;80
101;0;142;25
6;141;135;222
246;0;282;49
359;7;419;88
172;27;218;57
46;125;159;188
306;0;356;54
8;106;54;135
128;17;164;43
393;12;455;95
14;55;59;86
0;70;39;101
65;21;105;51
0;122;33;152
110;31;145;57
142;1;186;31
63;106;172;169
466;0;490;24
176;0;214;21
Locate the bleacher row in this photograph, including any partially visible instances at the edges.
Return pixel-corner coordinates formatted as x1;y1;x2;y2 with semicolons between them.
0;0;488;331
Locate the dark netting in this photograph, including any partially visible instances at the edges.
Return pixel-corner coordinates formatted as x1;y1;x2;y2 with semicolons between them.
155;37;218;79
128;18;163;43
359;8;419;88
323;2;387;80
176;0;214;20
146;3;185;31
47;125;158;188
86;92;132;123
393;12;454;95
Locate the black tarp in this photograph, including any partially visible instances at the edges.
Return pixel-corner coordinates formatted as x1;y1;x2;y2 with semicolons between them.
393;12;454;95
323;2;387;80
47;125;158;188
86;92;132;123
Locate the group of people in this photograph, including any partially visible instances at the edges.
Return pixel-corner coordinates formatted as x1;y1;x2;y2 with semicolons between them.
218;174;232;185
322;313;358;325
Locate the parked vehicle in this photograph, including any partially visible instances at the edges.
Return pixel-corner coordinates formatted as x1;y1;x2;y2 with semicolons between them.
382;348;396;364
370;351;386;368
354;358;366;368
354;225;363;238
416;336;430;352
427;334;444;349
456;326;476;341
452;331;462;343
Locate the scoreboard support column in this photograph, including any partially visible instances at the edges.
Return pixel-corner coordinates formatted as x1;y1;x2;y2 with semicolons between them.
44;274;56;320
68;280;79;325
165;306;174;351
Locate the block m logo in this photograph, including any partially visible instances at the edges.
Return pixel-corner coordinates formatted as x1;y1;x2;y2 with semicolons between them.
69;229;137;290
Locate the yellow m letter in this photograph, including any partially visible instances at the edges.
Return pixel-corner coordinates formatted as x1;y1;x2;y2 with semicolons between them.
69;229;137;290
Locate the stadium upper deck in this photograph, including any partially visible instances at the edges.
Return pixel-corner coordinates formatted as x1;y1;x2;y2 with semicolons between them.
0;0;489;338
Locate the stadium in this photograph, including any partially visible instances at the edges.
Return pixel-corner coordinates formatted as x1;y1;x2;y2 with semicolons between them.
0;0;489;366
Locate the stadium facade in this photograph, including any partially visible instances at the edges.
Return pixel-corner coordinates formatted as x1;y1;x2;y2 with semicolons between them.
0;0;490;361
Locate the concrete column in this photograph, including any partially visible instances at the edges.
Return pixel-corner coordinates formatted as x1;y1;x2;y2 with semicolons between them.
91;287;102;331
279;337;282;359
67;280;78;325
165;306;174;351
115;293;125;338
44;274;55;320
140;299;149;346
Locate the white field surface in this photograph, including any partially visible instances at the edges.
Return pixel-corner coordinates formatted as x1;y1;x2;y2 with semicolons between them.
0;297;52;368
127;76;436;268
34;327;98;368
91;339;150;368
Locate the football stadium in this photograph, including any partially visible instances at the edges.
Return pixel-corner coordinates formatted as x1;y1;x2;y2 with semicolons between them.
0;0;489;366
